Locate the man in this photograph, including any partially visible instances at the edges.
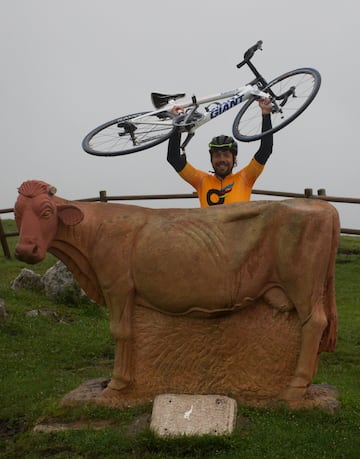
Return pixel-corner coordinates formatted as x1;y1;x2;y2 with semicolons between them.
167;99;273;207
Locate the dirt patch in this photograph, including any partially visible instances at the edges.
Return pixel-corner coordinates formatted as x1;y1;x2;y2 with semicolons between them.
32;413;151;437
33;419;115;433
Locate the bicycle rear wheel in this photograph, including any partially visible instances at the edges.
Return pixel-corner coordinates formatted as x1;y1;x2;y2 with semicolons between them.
232;68;321;142
82;111;175;156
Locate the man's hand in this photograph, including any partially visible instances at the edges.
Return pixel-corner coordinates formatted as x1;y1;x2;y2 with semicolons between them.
171;105;185;115
259;98;272;115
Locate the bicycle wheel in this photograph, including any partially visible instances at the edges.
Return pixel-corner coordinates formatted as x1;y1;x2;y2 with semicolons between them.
232;68;321;142
82;111;175;156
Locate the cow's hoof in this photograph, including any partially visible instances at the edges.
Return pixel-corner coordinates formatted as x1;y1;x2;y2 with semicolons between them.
101;380;130;398
281;385;307;401
281;375;310;401
279;384;340;413
101;385;127;399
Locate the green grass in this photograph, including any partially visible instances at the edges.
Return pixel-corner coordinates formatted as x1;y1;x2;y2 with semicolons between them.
1;220;359;458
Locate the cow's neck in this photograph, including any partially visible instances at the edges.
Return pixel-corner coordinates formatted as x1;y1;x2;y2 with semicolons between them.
49;224;104;306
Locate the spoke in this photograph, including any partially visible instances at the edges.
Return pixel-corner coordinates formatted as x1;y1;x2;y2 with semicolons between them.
234;70;319;141
85;113;174;154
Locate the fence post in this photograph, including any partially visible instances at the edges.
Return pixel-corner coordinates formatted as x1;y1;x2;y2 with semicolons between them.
99;190;108;202
0;218;11;259
304;188;313;198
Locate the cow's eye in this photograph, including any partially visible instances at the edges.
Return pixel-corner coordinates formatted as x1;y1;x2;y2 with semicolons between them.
41;208;54;218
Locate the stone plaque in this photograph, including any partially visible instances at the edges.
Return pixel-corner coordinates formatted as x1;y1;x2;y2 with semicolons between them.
150;394;237;437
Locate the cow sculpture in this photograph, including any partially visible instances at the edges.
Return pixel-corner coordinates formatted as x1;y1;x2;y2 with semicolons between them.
14;180;339;403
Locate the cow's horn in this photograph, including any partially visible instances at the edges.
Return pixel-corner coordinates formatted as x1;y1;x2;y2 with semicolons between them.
48;186;57;196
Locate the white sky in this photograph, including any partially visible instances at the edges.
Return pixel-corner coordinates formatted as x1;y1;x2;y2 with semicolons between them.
1;0;359;229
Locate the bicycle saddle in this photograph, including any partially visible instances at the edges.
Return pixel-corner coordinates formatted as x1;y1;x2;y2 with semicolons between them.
151;92;186;109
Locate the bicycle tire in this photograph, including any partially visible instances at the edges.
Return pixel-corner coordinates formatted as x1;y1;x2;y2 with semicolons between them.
82;111;176;156
232;68;321;142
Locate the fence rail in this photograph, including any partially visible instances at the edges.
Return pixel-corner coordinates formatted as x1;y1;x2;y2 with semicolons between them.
1;187;359;258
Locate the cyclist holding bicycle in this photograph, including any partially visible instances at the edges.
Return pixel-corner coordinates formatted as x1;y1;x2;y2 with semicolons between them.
167;98;273;207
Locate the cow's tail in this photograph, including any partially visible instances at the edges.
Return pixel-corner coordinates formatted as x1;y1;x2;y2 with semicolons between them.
319;207;340;353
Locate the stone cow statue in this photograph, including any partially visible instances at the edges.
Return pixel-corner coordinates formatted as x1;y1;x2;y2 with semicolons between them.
14;180;339;402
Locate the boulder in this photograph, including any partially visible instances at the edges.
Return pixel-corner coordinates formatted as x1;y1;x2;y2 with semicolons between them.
10;268;44;291
42;261;84;301
10;262;86;304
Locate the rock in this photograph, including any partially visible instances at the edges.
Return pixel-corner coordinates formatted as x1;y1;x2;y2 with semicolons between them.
10;268;44;291
10;261;88;305
42;261;84;302
26;309;60;320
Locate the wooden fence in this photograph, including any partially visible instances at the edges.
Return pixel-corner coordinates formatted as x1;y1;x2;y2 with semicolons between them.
1;187;359;259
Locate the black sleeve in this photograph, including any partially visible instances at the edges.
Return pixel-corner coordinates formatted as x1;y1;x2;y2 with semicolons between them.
253;114;273;165
167;130;187;172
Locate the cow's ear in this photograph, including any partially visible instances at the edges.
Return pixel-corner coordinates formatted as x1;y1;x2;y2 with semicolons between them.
57;205;84;226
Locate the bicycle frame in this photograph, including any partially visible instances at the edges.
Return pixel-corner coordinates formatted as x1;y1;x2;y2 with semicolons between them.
129;85;269;149
132;85;268;130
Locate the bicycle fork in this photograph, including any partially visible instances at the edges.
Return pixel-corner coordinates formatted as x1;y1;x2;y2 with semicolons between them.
241;53;296;118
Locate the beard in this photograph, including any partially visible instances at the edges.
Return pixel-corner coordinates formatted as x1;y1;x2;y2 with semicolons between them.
213;162;234;179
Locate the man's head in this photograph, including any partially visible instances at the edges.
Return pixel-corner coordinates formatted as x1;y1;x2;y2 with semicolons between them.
208;135;238;179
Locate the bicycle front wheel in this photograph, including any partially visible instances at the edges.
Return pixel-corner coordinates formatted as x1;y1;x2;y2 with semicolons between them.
232;68;321;142
82;111;175;156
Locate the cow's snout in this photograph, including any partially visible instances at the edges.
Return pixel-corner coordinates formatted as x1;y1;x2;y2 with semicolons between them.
15;239;43;264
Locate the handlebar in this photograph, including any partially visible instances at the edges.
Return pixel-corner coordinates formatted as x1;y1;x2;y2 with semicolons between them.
236;40;263;69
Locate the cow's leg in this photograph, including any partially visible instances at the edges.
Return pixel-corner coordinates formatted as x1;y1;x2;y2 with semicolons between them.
262;286;325;399
276;204;338;401
102;290;134;396
282;299;328;401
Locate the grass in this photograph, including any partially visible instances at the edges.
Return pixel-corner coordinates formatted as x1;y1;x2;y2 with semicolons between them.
0;219;359;458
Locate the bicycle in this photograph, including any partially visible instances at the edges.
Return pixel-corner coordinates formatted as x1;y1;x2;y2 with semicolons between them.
82;41;321;157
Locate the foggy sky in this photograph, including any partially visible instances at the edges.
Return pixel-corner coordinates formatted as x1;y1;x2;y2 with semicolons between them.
1;0;359;229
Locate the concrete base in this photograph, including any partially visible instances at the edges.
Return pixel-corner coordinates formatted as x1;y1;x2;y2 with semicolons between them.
61;378;340;414
150;394;237;437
